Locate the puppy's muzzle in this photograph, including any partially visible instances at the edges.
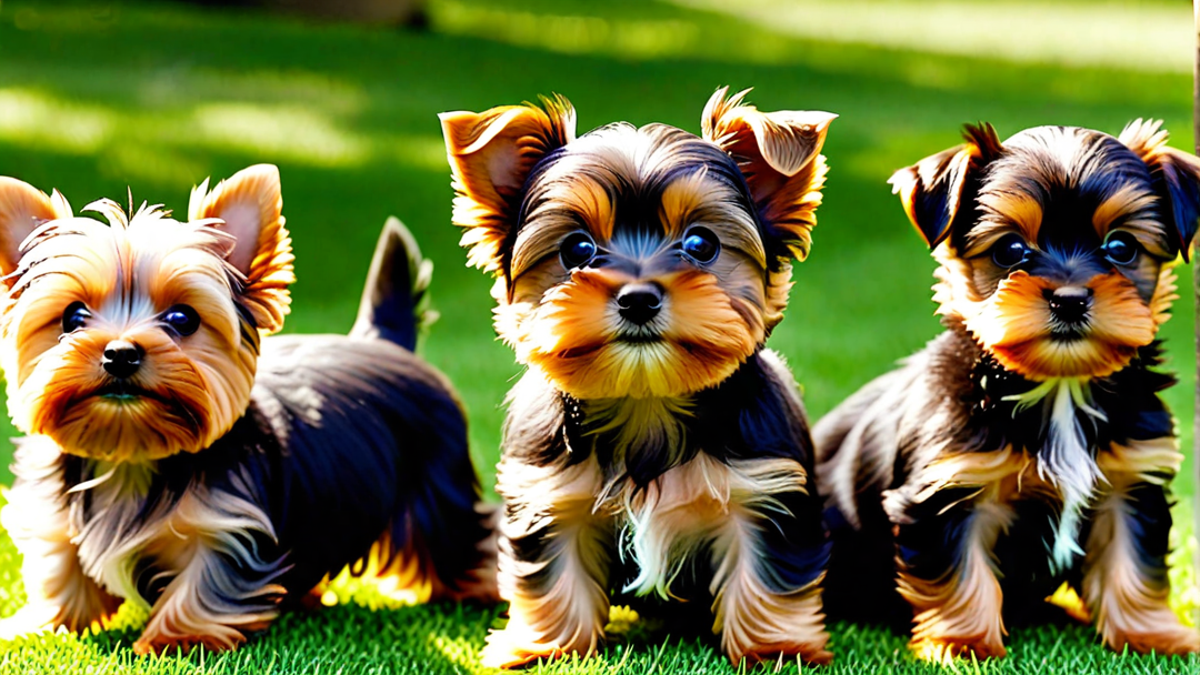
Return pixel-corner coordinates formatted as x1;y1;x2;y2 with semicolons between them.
102;339;143;379
617;283;663;326
1045;286;1092;326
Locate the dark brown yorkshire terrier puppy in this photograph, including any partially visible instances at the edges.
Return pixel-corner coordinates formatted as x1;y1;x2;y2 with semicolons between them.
440;88;837;668
815;121;1200;662
0;166;495;653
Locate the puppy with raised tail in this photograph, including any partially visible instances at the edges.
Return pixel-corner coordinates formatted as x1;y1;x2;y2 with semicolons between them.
440;88;837;667
815;121;1200;661
0;166;495;653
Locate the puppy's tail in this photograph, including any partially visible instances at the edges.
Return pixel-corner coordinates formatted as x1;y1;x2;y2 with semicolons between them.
350;217;437;351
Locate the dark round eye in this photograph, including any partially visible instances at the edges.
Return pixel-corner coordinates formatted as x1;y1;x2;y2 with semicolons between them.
560;232;597;269
1102;231;1140;266
991;233;1030;268
61;301;90;334
681;227;720;264
161;304;200;337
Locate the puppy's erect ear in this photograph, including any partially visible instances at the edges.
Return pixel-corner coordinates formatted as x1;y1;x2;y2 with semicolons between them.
440;96;576;275
0;177;72;279
189;164;294;334
889;123;1002;250
702;86;836;261
1119;119;1200;261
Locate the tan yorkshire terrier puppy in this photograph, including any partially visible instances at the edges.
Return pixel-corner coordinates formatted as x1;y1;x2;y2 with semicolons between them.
0;166;495;653
815;121;1200;661
440;88;836;667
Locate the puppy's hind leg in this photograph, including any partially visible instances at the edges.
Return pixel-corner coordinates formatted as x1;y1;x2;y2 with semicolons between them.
374;391;498;604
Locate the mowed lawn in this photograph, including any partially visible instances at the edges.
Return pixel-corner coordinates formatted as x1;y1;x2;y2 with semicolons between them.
0;0;1198;673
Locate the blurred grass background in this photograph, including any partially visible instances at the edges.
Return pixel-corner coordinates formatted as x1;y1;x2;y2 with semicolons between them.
0;0;1197;672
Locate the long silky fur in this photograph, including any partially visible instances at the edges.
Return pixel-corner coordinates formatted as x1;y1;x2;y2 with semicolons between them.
815;123;1200;659
0;216;494;652
486;352;831;667
442;91;836;668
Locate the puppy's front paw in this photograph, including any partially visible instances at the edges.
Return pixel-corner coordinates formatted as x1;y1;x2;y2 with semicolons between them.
1107;625;1200;656
911;636;1006;664
731;641;833;667
132;623;254;656
480;625;592;669
0;604;59;641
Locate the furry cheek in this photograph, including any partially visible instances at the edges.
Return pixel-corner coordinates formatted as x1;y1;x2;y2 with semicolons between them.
503;268;762;399
518;268;625;359
963;271;1157;380
20;328;215;462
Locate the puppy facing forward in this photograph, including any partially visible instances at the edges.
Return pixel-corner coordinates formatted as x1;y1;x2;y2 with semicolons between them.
815;121;1200;661
0;166;495;653
440;88;837;667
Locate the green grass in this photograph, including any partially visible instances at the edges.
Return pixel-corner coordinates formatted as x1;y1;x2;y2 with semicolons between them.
0;0;1198;672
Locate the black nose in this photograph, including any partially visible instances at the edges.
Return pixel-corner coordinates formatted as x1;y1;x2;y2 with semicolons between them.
616;283;663;326
1046;287;1091;324
102;340;142;379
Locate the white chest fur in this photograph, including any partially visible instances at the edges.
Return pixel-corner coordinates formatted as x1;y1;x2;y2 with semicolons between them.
1007;378;1106;572
614;453;809;598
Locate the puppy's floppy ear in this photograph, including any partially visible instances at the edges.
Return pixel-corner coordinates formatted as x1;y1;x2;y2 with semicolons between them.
440;96;576;275
702;86;836;261
889;123;1002;250
0;177;72;279
1119;119;1200;261
189;164;295;334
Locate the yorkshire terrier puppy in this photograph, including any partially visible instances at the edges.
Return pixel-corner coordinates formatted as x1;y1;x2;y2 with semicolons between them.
440;88;836;667
815;121;1200;661
0;166;494;653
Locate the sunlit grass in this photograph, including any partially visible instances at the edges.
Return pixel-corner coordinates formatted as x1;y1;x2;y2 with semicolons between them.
0;89;115;154
0;86;447;182
1170;499;1199;627
434;0;702;60
193;102;370;166
670;0;1192;74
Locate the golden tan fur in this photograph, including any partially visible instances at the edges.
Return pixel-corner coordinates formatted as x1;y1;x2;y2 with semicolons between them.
0;436;285;653
484;445;830;668
820;121;1200;663
897;123;1178;382
444;90;835;667
889;447;1039;661
878;424;1197;659
700;88;834;263
956;269;1156;379
188;166;294;334
0;166;299;652
483;454;613;668
0;168;291;462
0;436;122;635
440;96;577;273
1083;439;1199;655
901;500;1012;663
504;266;762;399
